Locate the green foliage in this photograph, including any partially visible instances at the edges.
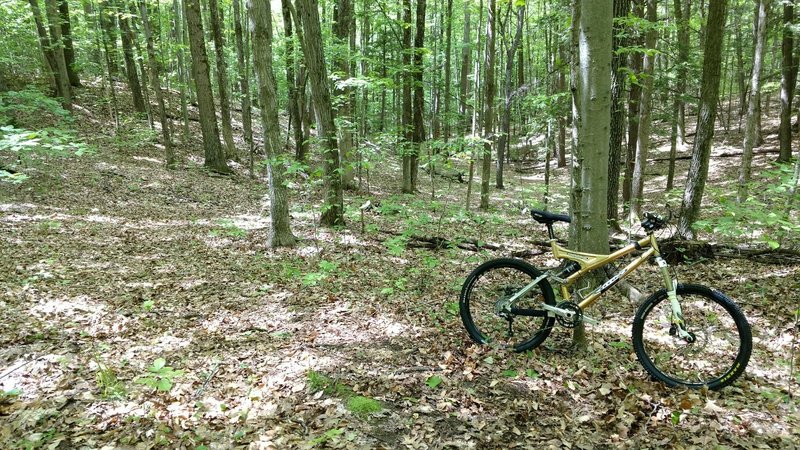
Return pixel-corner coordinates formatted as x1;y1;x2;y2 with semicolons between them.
209;219;247;238
302;259;340;287
135;358;184;393
426;375;443;389
307;370;351;397
346;395;382;416
307;428;344;447
95;362;127;399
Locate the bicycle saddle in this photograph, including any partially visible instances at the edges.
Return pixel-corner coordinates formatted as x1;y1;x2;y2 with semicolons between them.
530;209;571;224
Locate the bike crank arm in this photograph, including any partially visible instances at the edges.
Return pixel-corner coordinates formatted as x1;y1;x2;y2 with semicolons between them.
539;304;599;325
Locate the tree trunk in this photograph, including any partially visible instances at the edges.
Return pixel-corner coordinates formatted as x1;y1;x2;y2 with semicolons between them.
58;0;81;87
678;0;728;238
496;3;523;190
183;0;230;174
296;0;344;226
442;0;453;141
480;0;496;211
233;0;254;175
334;0;355;188
778;0;796;162
28;0;60;97
208;0;236;159
630;0;658;222
401;0;414;194
280;0;304;163
99;0;121;76
248;0;296;247
608;0;630;227
674;0;690;146
412;0;427;192
622;0;644;208
458;4;471;135
139;0;174;168
570;0;612;349
44;0;72;110
172;0;190;142
737;0;769;203
96;0;120;128
117;0;146;114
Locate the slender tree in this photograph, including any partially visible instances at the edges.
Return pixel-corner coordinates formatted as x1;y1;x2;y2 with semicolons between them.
57;0;81;86
248;0;296;247
411;0;427;192
608;0;630;226
28;0;61;98
208;0;236;159
401;0;414;193
117;0;146;114
296;0;344;226
778;0;796;162
233;0;254;175
442;0;454;140
630;0;658;221
281;0;305;163
183;0;230;174
480;0;496;211
139;0;174;168
44;0;72;109
678;0;728;238
334;0;355;188
738;0;769;203
172;0;190;142
496;1;523;190
622;0;644;208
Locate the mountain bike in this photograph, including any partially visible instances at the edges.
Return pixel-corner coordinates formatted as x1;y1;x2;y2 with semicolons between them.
459;209;752;390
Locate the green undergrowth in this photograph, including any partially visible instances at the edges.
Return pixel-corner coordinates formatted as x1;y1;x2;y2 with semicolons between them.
307;370;382;417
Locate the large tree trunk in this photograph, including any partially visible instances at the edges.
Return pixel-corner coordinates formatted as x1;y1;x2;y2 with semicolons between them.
233;0;253;175
208;0;236;159
139;0;174;168
608;0;630;227
678;0;728;238
412;0;427;192
629;0;658;221
58;0;80;87
496;2;523;190
570;0;612;348
248;0;296;248
738;0;769;202
117;0;146;114
479;0;496;211
333;0;355;188
183;0;230;174
401;0;414;194
296;0;344;226
44;0;72;110
778;0;796;162
458;5;471;135
280;0;304;163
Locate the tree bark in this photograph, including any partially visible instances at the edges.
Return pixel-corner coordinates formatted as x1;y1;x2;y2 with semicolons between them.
570;0;612;349
458;4;471;136
678;0;728;238
496;2;523;190
737;0;769;203
233;0;254;175
183;0;230;174
172;0;190;142
442;0;453;141
280;0;304;163
44;0;72;110
412;0;427;192
630;0;658;221
99;0;121;76
28;0;60;97
778;0;796;162
248;0;296;247
622;0;644;208
480;0;496;211
117;0;146;114
674;0;690;146
333;0;355;188
139;0;174;168
207;0;236;159
296;0;344;226
608;0;630;227
58;0;81;87
401;0;414;193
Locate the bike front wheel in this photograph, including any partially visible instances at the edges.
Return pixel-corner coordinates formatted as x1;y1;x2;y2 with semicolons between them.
459;258;556;352
632;284;752;390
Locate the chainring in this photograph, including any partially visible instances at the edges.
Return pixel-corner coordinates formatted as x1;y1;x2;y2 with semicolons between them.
555;301;583;328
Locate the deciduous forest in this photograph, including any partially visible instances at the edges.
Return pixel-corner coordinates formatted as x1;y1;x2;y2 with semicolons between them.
0;0;799;447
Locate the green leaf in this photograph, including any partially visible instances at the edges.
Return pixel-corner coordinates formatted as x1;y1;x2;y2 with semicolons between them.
157;378;172;392
766;240;780;249
151;358;166;372
671;410;681;425
426;375;443;389
142;300;154;311
525;369;539;379
502;369;518;378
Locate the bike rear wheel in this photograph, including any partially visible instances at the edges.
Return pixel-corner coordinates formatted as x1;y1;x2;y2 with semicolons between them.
632;284;751;390
459;258;556;352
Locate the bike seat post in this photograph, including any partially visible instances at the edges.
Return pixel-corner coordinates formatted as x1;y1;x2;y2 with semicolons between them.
547;223;556;240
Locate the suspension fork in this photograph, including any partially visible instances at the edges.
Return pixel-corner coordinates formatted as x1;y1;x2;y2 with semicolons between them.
655;255;691;339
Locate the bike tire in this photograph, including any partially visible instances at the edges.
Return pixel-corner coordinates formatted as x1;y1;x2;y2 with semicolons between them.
459;258;556;352
632;284;752;390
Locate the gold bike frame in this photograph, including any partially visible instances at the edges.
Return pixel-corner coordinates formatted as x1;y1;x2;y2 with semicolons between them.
550;234;661;310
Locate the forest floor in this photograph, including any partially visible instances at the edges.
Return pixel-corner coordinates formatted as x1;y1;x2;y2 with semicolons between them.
1;85;799;449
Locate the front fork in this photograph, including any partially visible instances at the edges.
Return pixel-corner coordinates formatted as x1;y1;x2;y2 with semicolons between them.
656;257;693;341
